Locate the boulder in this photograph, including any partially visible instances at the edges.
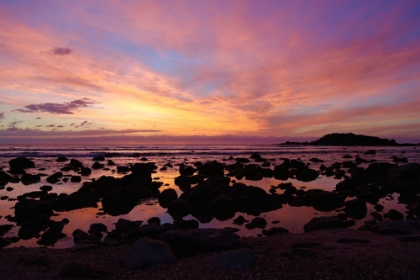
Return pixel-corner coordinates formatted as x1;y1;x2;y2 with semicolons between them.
208;248;256;271
161;228;245;257
92;161;104;169
20;174;41;185
102;188;147;216
46;172;63;184
167;199;191;218
344;199;367;220
262;226;289;236
303;216;346;232
158;188;178;208
56;156;68;162
14;199;54;223
9;157;35;169
121;238;177;270
386;209;404;220
81;167;92;176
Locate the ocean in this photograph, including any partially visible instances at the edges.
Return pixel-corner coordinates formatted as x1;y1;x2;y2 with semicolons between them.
1;143;419;248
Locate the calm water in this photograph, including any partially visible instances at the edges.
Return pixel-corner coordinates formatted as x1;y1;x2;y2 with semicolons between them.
0;144;419;248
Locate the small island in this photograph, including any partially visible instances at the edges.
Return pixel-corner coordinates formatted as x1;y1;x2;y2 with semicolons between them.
281;133;418;146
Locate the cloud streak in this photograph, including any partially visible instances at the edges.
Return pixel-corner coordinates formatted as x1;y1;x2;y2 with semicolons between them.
50;47;73;55
14;98;97;114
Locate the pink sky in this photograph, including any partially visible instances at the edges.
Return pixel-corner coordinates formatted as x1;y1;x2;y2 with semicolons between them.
0;0;419;143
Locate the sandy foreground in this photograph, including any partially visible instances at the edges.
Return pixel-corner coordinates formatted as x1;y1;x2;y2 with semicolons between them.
1;229;420;280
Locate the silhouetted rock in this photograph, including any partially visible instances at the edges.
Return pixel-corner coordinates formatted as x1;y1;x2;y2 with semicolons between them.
158;188;178;208
92;155;105;161
344;199;367;220
20;173;41;185
54;193;98;211
56;156;68;162
46;172;63;184
386;209;404;220
92;161;104;169
14;199;54;223
295;168;319;182
161;228;245;257
81;167;92;176
9;157;35;169
121;238;177;270
262;226;289;236
303;216;346;232
70;175;82;182
167;199;191;217
364;149;376;155
69;159;83;168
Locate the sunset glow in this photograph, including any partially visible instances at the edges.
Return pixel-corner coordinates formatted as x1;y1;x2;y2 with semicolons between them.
1;0;419;143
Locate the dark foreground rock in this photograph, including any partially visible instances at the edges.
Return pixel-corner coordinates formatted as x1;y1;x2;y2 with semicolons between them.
304;216;347;232
121;238;177;270
161;228;246;257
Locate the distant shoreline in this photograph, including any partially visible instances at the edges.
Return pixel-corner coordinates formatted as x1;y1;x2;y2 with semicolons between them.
279;133;420;146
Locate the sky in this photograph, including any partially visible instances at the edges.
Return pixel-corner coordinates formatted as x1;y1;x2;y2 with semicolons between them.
0;0;420;144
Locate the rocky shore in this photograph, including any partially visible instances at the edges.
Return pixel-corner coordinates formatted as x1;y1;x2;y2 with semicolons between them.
1;150;420;278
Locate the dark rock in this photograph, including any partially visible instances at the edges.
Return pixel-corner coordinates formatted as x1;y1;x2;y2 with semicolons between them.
179;165;196;176
374;204;384;212
295;168;319;182
20;174;41;185
54;262;107;279
371;212;383;221
386;209;404;220
303;216;346;232
176;219;199;230
54;193;98;211
344;199;367;220
0;224;13;236
0;237;13;248
70;175;82;182
233;215;246;225
158;188;178;208
0;170;11;186
81;167;92;176
250;217;267;229
73;229;98;244
107;160;116;166
161;228;245;257
309;191;345;212
39;185;53;192
393;157;408;163
208;248;256;271
167;199;191;218
121;238;177;270
147;217;161;226
364;150;376;155
197;161;225;177
18;226;35;240
14;199;54;223
56;156;68;162
309;157;324;163
117;165;131;173
93;155;105;161
262;226;289;236
102;188;147;216
336;179;358;191
92;161;104;169
46;172;63;184
69;159;83;168
9;157;35;169
37;230;66;246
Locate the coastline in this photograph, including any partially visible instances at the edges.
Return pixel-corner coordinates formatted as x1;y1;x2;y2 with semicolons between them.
2;228;420;279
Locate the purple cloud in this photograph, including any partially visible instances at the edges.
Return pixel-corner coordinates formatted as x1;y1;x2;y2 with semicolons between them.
0;112;5;120
50;47;73;55
14;98;97;114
